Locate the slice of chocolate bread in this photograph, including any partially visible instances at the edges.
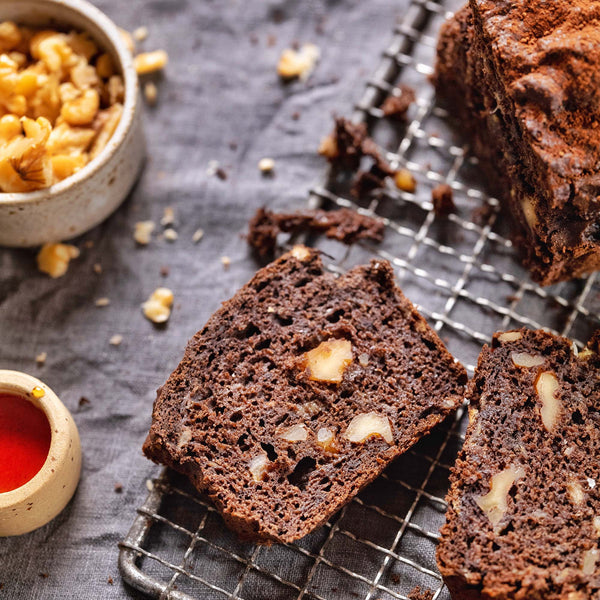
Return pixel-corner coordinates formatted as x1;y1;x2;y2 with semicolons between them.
435;2;600;285
143;247;467;543
437;328;600;599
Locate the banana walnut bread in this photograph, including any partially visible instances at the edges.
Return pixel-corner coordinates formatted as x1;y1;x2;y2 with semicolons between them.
143;247;467;543
435;1;600;285
437;328;600;599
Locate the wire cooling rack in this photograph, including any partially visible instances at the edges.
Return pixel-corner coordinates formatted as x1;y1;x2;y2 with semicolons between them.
119;0;600;598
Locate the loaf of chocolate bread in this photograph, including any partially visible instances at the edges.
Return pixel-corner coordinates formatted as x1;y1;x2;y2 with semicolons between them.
435;1;600;285
437;328;600;599
143;247;467;543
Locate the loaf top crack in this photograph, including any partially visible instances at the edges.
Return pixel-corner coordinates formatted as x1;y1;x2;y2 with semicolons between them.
143;247;467;543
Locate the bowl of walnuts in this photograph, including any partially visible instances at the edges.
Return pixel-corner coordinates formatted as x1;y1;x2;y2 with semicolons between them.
0;0;145;247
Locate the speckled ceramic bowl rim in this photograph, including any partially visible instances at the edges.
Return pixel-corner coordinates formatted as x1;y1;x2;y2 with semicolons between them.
0;370;74;507
0;0;138;207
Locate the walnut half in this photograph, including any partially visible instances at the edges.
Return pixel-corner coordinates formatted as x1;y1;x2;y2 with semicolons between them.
344;412;393;445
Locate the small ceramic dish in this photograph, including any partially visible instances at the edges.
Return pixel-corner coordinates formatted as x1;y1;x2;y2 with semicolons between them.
0;0;145;247
0;370;81;536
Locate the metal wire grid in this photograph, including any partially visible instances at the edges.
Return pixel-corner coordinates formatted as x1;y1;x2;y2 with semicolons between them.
119;0;600;598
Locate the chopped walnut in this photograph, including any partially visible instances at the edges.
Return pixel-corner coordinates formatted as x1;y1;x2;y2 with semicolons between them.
297;401;320;419
290;245;311;261
142;287;174;324
160;206;175;226
304;339;353;383
164;228;178;242
535;371;560;432
132;26;148;42
0;22;124;191
109;334;122;346
498;331;522;343
134;50;168;75
279;423;309;442
344;412;393;444
143;81;157;105
358;353;369;367
277;43;320;81
249;453;269;482
476;465;525;527
567;479;585;506
593;516;600;537
134;220;155;245
394;168;416;193
521;196;538;230
36;242;80;278
582;548;599;575
511;352;544;368
316;427;338;452
318;134;338;159
258;157;275;173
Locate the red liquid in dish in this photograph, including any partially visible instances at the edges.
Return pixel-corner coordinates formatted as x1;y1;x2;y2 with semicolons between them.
0;393;51;493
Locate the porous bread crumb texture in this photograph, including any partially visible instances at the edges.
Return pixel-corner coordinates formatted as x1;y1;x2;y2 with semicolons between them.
437;328;600;600
143;248;467;544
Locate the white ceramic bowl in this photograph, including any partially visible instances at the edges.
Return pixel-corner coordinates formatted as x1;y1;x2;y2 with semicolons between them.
0;370;81;536
0;0;145;247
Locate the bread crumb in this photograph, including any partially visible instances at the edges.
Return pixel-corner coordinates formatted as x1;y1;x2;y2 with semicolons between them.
37;243;80;278
78;396;91;408
93;263;102;274
84;240;94;249
35;352;47;365
107;576;114;585
133;26;148;42
221;256;231;269
277;43;320;80
95;297;110;307
160;265;170;277
146;479;154;491
164;228;178;242
144;81;157;105
109;334;123;346
134;220;155;245
258;157;275;173
431;183;455;217
192;228;204;243
114;483;123;493
142;287;174;324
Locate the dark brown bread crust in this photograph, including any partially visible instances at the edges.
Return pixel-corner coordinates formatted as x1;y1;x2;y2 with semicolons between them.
143;248;467;543
435;2;600;285
437;328;600;600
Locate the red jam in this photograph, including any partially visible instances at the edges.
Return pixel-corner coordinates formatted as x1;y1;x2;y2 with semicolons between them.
0;393;51;493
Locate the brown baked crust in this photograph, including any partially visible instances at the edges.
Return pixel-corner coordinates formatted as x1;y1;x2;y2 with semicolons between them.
437;328;600;599
143;248;467;543
435;2;600;285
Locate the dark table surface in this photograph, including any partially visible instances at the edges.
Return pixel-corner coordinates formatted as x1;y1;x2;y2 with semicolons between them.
0;1;412;597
